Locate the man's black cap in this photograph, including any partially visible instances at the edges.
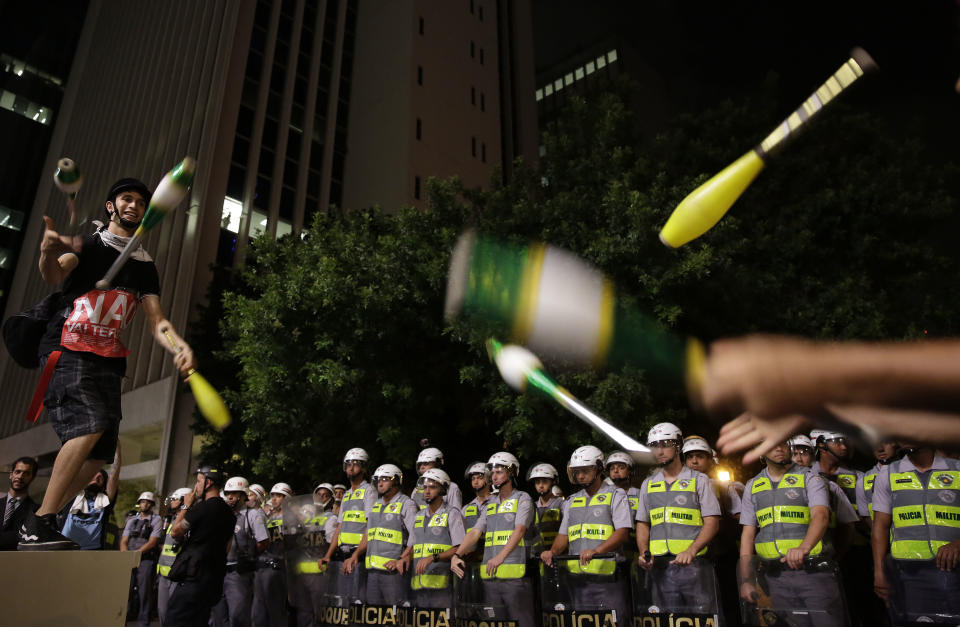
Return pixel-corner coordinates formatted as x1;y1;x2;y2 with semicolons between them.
106;178;151;204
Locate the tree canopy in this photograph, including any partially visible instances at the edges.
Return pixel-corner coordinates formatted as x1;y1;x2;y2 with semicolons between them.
192;79;959;491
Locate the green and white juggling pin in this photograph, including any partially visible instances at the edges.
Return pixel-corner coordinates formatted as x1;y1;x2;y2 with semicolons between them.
96;157;196;289
445;230;706;400
486;339;654;465
53;158;83;226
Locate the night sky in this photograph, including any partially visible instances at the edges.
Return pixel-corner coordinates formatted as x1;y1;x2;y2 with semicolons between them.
532;0;960;155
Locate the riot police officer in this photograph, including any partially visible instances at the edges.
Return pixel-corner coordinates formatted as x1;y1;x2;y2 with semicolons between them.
451;452;537;627
541;445;632;623
252;482;292;627
739;440;846;627
157;487;191;624
313;483;335;512
121;491;162;627
871;442;960;620
319;448;378;603
212;476;268;627
636;423;722;613
412;468;466;608
527;462;563;553
343;464;417;605
413;447;462;509
461;462;493;536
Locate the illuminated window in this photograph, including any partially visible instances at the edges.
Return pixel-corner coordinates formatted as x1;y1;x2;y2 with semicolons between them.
554;78;563;92
564;73;573;86
585;61;596;75
0;205;25;231
536;88;543;101
221;196;243;233
575;67;584;80
607;49;618;63
545;84;553;96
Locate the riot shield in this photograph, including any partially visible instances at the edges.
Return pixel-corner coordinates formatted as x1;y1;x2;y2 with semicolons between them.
284;495;331;623
630;556;723;626
883;554;960;625
318;562;366;626
540;553;628;627
454;561;537;627
737;555;849;627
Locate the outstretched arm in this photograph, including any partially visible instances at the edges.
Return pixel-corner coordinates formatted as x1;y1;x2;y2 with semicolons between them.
141;295;196;375
38;216;80;284
702;335;960;418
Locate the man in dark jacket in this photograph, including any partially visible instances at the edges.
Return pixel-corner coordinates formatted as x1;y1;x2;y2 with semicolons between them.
1;457;39;550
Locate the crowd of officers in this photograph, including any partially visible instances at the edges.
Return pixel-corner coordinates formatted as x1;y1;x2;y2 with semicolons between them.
137;428;960;626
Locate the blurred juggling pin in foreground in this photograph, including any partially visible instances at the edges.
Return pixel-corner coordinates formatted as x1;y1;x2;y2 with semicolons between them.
487;339;654;465
96;157;196;289
445;230;706;400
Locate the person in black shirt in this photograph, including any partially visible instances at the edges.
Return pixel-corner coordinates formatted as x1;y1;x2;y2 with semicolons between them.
165;466;236;626
20;178;196;550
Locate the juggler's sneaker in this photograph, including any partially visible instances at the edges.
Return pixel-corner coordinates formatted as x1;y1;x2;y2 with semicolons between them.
18;512;79;550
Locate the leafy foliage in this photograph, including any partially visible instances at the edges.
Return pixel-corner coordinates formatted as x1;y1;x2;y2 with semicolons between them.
191;78;958;490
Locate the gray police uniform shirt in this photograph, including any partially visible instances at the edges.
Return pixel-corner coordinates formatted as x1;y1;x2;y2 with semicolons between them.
422;503;467;547
740;465;830;527
871;454;956;516
811;461;869;514
558;485;634;535
122;513;163;550
366;492;419;549
636;467;722;522
228;507;270;565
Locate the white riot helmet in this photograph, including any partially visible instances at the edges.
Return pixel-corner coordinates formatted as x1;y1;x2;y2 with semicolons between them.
566;445;605;485
137;492;157;505
487;452;520;488
647;422;683;445
526;463;559;483
682;436;712;456
416;468;451;496
416;447;444;468
314;482;334;494
372;464;404;487
789;435;814;450
464;461;490;481
270;482;293;498
170;488;192;501
605;451;634;470
343;447;369;470
224;476;250;493
809;429;828;444
249;484;267;503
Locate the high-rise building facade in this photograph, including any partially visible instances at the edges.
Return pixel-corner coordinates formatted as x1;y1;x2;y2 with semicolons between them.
0;1;89;317
0;0;537;497
342;0;537;212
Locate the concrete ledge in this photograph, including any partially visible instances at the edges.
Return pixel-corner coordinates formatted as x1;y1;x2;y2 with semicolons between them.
0;550;140;626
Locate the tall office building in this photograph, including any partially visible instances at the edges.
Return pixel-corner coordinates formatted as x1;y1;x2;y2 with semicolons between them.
342;0;538;212
0;1;89;317
0;0;537;497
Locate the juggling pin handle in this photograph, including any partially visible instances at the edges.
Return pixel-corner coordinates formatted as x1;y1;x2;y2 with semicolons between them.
95;226;145;290
162;328;196;378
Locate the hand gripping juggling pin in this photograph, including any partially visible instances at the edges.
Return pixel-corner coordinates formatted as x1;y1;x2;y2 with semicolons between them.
53;158;83;227
658;47;878;248
445;230;707;402
96;157;196;290
487;339;654;465
162;329;231;431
